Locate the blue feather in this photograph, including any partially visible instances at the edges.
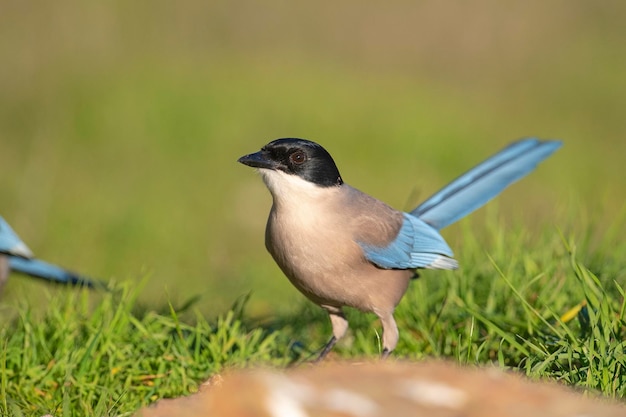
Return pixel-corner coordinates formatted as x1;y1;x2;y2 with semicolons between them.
412;138;562;230
0;216;33;258
1;215;103;289
359;138;561;271
9;257;99;288
359;213;458;270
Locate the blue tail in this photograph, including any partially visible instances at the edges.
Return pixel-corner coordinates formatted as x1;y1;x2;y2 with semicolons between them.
1;215;104;289
411;138;562;230
8;257;102;288
0;216;34;258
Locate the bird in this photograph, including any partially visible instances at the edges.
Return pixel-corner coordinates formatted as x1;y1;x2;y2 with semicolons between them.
0;215;101;293
238;138;562;360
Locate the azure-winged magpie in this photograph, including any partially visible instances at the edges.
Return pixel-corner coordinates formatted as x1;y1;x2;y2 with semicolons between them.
238;138;561;360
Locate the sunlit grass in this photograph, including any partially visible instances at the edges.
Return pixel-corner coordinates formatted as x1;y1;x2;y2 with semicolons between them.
0;283;293;417
2;215;625;416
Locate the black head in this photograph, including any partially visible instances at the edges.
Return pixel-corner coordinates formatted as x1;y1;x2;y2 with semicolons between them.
238;138;343;187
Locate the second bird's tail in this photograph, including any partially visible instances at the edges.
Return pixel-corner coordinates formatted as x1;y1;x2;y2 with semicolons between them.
9;257;104;289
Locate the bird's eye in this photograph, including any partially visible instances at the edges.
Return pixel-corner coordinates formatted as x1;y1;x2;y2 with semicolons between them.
290;151;307;165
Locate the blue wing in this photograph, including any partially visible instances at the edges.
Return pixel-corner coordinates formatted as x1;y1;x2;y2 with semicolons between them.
412;139;562;230
0;216;34;258
9;257;101;288
359;213;459;270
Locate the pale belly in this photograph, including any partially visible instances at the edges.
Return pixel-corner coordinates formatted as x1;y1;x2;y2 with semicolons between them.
265;211;412;313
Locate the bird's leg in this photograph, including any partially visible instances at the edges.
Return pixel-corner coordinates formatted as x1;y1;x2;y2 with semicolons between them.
315;307;348;362
0;255;8;295
376;309;399;359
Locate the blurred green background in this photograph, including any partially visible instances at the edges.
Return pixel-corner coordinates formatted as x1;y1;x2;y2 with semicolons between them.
1;1;624;317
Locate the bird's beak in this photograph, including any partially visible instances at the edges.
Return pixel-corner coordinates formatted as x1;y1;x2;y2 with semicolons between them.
238;151;277;170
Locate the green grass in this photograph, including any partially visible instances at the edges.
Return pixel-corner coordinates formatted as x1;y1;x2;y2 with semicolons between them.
0;283;293;417
1;212;625;416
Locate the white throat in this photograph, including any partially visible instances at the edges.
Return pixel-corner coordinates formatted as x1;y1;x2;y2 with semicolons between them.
258;169;339;209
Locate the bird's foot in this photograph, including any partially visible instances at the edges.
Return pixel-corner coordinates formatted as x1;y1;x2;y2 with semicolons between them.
314;336;337;363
